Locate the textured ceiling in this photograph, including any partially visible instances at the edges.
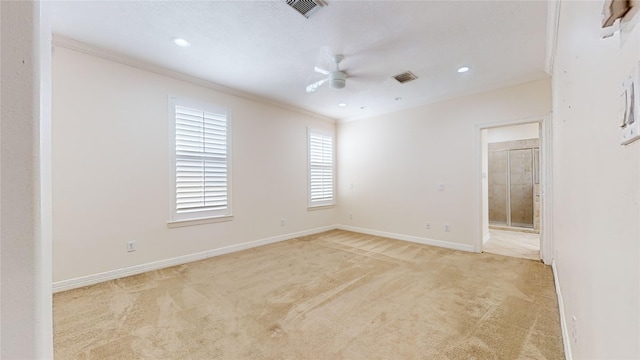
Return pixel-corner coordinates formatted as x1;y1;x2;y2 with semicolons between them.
49;1;550;121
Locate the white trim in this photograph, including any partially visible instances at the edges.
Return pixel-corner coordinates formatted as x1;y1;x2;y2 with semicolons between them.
52;225;338;293
336;225;475;253
52;35;336;124
483;233;491;245
540;116;554;265
545;0;561;75
473;115;553;262
168;96;233;222
473;115;549;131
473;122;484;253
53;224;479;292
167;215;234;228
307;127;336;208
307;205;335;211
38;1;55;357
552;260;572;360
339;78;551;124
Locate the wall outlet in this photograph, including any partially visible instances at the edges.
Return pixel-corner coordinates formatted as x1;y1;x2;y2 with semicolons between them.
444;224;450;232
571;316;578;344
127;241;136;252
426;223;431;230
280;218;285;226
438;183;445;191
349;212;353;220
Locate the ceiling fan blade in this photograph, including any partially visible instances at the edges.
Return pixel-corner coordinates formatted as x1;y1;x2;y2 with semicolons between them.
314;66;330;75
314;45;340;73
306;78;328;93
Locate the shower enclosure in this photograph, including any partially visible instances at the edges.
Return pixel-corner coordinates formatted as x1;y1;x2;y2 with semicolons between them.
488;139;540;230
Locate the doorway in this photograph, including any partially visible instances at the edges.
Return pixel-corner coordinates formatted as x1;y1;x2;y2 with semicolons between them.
479;122;544;261
488;140;540;230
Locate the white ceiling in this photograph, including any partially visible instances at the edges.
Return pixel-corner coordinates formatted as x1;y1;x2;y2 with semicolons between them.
49;1;550;122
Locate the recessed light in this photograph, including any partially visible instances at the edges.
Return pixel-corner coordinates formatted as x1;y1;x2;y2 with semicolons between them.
338;103;347;107
457;66;470;73
173;38;190;47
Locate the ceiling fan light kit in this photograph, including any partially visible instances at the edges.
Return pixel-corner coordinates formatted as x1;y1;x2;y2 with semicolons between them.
329;71;346;89
306;53;349;93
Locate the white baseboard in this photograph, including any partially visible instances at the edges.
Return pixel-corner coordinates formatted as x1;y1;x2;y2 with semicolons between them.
336;225;475;252
54;224;477;293
52;225;338;293
483;232;491;244
552;260;572;360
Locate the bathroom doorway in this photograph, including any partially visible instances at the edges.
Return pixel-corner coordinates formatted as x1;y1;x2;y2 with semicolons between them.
488;140;540;230
481;122;542;261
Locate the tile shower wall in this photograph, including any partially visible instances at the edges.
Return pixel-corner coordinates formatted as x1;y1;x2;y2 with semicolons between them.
509;148;534;227
488;139;540;229
488;151;508;224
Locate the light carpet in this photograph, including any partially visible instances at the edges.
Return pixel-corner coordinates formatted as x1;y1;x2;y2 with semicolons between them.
54;229;564;359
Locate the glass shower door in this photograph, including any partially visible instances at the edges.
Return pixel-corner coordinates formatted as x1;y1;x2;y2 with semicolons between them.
509;149;534;228
488;147;536;229
488;150;508;226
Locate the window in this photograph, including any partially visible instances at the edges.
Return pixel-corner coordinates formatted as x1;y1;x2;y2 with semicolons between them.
308;128;335;207
169;97;231;223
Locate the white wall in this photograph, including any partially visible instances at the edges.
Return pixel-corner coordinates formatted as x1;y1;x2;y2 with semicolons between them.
552;1;639;358
487;122;539;143
52;46;337;283
481;129;489;242
1;1;53;358
337;78;551;249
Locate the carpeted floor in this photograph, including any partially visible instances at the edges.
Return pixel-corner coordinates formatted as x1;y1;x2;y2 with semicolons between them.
54;230;564;359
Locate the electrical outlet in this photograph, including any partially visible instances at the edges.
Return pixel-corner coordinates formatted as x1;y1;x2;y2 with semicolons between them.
280;218;285;226
127;241;136;252
426;223;431;230
572;316;578;344
444;224;450;232
349;212;353;220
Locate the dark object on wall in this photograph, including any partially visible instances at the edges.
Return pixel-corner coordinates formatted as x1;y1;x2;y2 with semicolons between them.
602;0;631;27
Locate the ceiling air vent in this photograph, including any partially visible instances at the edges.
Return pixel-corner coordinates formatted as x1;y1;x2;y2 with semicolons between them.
393;71;418;84
286;0;327;18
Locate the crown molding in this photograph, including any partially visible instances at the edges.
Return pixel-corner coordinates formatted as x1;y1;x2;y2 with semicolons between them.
545;0;561;75
52;35;336;124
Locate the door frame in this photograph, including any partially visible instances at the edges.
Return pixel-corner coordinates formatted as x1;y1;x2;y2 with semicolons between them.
473;114;553;264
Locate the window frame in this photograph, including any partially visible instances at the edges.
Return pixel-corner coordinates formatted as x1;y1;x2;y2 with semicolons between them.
307;128;336;209
168;96;233;226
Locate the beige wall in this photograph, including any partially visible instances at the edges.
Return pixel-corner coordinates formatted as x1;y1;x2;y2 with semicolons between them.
487;122;539;143
52;47;337;283
337;78;551;249
552;1;640;358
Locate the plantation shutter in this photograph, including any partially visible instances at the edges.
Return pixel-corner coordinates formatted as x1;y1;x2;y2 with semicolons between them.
175;105;228;215
308;130;334;206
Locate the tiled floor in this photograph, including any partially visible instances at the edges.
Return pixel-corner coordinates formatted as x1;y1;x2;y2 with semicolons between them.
484;229;540;261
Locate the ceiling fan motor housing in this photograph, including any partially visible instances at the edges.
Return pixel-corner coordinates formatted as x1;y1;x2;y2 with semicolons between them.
330;70;347;89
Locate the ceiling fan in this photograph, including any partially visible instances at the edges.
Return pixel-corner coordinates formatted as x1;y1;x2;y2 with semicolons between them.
306;54;348;93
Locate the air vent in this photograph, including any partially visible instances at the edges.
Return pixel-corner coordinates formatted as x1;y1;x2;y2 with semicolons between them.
393;71;418;84
286;0;326;18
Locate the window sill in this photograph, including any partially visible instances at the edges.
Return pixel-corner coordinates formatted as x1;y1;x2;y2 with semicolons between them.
167;215;234;228
307;205;335;211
